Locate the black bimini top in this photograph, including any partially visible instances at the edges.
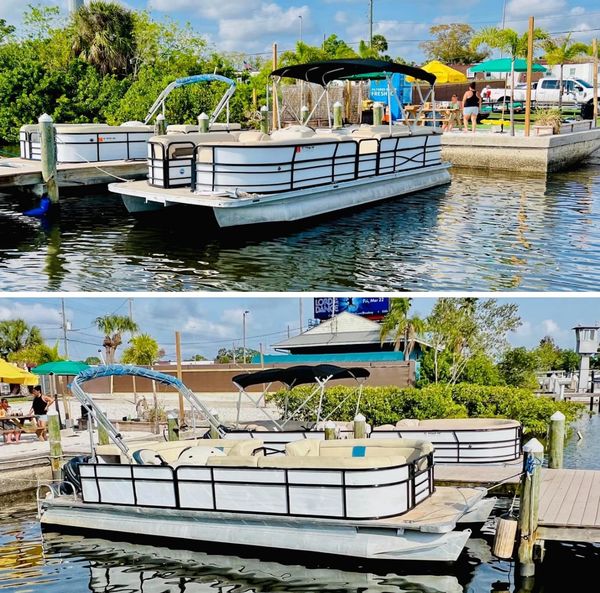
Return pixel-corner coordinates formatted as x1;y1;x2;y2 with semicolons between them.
232;364;370;389
270;58;436;87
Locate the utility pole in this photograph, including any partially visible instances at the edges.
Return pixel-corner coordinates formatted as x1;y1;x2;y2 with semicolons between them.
60;298;69;359
299;299;303;333
524;16;534;137
242;311;249;364
369;0;374;48
128;298;133;324
175;331;184;422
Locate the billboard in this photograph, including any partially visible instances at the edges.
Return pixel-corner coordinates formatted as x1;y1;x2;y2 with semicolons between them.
369;73;412;121
313;297;390;321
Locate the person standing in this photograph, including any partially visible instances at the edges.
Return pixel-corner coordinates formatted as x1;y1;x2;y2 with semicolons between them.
29;385;54;441
462;83;481;133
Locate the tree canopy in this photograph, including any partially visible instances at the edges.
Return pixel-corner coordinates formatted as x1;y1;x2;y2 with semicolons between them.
121;333;162;366
95;314;139;363
421;24;489;64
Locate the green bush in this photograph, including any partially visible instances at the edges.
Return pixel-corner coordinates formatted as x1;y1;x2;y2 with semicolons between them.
268;383;583;437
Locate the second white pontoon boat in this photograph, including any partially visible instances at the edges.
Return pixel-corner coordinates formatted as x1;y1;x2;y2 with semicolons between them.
109;59;451;227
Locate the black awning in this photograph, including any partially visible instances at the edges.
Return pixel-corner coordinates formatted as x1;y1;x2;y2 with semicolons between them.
232;364;370;389
270;59;436;86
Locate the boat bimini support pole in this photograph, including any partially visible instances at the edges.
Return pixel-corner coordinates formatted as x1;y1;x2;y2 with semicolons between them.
233;380;284;430
72;365;225;461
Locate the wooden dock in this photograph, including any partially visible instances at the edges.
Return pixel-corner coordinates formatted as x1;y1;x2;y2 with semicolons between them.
0;157;147;190
537;468;600;544
436;463;600;546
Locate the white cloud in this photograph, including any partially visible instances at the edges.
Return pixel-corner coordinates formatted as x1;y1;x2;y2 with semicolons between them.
183;316;236;339
148;0;262;19
0;301;61;327
516;320;533;337
335;11;348;25
506;0;566;18
542;319;562;336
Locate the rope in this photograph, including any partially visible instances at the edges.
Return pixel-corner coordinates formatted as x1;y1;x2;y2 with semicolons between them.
486;469;525;492
55;142;138;183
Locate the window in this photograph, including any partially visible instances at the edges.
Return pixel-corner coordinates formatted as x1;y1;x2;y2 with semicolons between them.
541;80;560;89
569;67;576;76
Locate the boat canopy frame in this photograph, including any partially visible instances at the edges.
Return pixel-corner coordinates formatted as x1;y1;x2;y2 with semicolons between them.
231;364;370;430
143;74;237;127
269;59;438;132
71;365;224;461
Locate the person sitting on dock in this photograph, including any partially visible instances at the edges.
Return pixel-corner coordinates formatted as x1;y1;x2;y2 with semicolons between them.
28;386;54;441
443;95;461;132
462;83;481;133
0;398;21;444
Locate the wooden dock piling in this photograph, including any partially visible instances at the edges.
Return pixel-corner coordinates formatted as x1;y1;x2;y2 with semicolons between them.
155;113;166;136
167;414;179;441
39;113;59;203
324;421;336;440
373;102;383;126
518;438;544;578
47;410;63;480
548;411;565;469
333;102;343;129
98;423;109;446
354;414;366;439
260;105;269;134
198;113;209;133
209;410;220;439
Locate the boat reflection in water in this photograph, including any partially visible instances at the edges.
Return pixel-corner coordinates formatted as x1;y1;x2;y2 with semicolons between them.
43;532;464;593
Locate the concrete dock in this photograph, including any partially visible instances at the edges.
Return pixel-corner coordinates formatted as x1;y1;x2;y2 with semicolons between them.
0;157;147;191
441;127;600;173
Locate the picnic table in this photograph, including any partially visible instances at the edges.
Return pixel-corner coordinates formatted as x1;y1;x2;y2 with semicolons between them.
403;105;461;126
1;414;37;442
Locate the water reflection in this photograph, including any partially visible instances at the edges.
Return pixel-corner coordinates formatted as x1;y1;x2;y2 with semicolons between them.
0;161;599;291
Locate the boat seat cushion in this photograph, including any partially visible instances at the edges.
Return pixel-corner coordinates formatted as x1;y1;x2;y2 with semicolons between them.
132;449;166;465
172;446;226;467
396;419;420;428
206;455;260;467
228;439;264;456
257;455;407;469
285;439;320;457
319;438;433;464
270;125;316;140
238;130;270;143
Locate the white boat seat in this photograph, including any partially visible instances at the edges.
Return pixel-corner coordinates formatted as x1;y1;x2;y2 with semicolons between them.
257;455;407;469
373;424;396;431
132;449;167;465
206;455;260;467
171;446;226;467
270;125;316;140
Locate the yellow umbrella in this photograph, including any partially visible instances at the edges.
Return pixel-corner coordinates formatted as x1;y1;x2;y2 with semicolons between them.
0;359;38;385
406;61;468;84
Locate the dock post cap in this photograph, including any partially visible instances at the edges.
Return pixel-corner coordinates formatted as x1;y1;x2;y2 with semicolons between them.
156;113;165;121
523;438;544;453
198;112;209;120
354;413;366;421
260;105;268;112
38;113;53;123
550;411;566;420
324;420;336;429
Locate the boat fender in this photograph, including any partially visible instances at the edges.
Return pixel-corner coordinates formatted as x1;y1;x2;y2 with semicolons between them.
492;514;518;559
23;194;52;217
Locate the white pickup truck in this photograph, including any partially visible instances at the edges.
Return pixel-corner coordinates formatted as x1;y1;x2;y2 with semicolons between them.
487;77;597;117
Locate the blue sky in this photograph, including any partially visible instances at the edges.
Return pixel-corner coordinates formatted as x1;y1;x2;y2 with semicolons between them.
2;1;599;62
1;296;598;362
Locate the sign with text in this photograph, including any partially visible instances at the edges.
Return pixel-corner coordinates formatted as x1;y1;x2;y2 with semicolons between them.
313;297;390;320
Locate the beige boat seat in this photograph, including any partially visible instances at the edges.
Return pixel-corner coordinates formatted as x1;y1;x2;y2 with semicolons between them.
257;455;407;469
238;130;271;143
270;125;316;140
171;446;226;467
396;419;420;428
149;132;240;159
206;455;260;467
167;123;242;134
373;424;396;431
285;439;320;457
319;438;433;467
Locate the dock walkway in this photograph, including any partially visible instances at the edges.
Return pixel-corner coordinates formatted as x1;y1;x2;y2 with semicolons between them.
0;157;147;190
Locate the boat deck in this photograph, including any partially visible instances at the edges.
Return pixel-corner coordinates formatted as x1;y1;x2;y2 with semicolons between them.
373;486;486;532
0;157;147;190
110;179;232;206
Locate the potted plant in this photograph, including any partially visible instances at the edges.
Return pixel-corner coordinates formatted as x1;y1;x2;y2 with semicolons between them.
532;108;562;135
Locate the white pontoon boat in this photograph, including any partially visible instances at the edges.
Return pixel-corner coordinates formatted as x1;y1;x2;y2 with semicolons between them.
226;365;523;464
39;365;493;563
19;74;238;164
109;59;451;227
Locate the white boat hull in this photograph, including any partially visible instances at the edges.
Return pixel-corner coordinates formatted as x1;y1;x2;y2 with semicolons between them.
112;164;451;227
40;500;472;562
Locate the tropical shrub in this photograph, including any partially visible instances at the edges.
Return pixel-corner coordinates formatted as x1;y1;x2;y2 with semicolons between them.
268;383;583;437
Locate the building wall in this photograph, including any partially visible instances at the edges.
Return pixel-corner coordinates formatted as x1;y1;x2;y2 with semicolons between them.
51;361;416;395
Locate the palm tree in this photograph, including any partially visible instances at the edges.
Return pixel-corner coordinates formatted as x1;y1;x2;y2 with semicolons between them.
95;314;138;363
121;334;161;366
471;27;548;135
543;35;590;109
379;298;427;361
70;1;136;76
0;319;43;359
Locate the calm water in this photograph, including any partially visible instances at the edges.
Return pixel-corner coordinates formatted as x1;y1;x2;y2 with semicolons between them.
1;157;600;291
1;415;599;593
